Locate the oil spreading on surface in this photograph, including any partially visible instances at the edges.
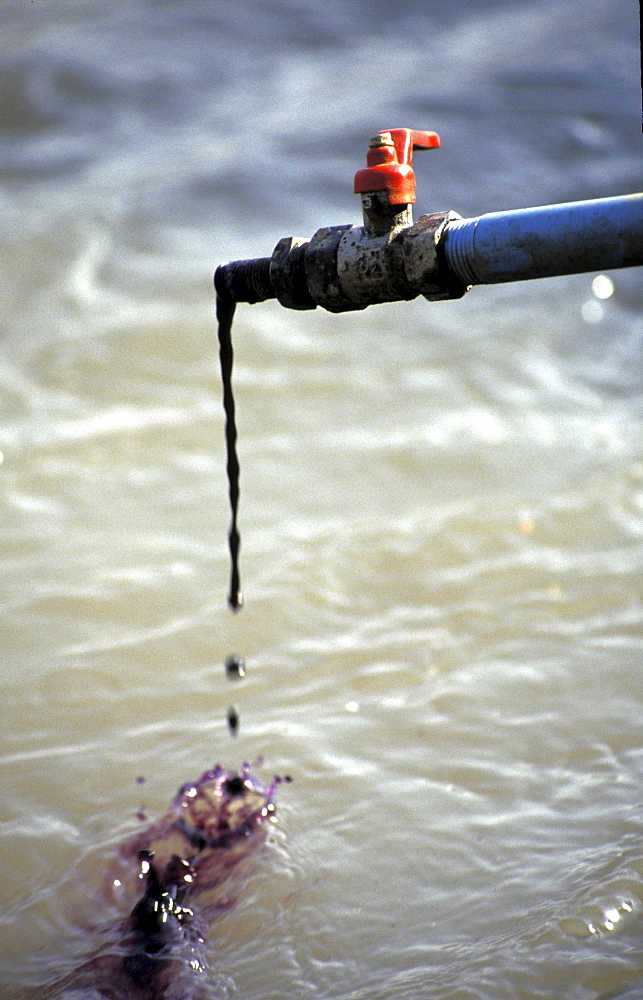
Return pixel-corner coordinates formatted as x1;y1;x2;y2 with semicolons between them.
43;764;282;1000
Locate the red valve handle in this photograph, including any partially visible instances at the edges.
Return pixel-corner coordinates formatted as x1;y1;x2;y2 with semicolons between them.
354;128;440;204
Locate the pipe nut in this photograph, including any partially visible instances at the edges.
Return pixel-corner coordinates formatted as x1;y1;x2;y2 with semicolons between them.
304;225;359;313
403;211;470;301
270;236;316;310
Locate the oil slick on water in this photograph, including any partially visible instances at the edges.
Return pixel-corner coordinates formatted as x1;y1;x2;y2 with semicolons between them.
42;764;284;1000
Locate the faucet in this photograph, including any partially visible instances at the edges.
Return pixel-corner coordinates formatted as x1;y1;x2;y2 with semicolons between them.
214;128;643;311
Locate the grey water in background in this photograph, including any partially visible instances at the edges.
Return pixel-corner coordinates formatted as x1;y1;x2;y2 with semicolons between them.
1;1;642;998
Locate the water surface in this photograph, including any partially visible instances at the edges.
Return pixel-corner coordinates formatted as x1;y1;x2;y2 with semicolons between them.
0;2;642;997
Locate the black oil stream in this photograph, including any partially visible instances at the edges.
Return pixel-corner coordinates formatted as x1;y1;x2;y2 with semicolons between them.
216;292;243;612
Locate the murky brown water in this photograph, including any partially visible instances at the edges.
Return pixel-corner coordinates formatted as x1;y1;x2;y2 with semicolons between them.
1;2;642;997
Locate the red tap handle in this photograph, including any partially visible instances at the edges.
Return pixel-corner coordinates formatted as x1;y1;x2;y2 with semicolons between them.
354;128;440;204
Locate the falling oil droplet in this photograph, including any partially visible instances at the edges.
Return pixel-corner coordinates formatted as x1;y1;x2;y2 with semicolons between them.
227;705;239;736
225;654;246;679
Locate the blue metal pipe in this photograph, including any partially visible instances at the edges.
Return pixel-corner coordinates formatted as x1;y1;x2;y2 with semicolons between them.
443;194;643;286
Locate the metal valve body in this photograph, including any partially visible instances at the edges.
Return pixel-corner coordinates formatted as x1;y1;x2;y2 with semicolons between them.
215;128;468;311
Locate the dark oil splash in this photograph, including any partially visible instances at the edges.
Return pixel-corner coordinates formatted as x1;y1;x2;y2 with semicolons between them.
216;292;243;610
45;764;285;999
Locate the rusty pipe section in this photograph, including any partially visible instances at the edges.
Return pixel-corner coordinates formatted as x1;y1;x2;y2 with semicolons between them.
214;193;643;313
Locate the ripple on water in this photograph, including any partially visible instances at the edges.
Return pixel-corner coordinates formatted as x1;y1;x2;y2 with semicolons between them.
558;832;643;940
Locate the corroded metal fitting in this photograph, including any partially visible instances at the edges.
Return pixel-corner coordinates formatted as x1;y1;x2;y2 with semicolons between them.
215;212;470;313
403;211;470;301
303;224;355;312
270;236;315;310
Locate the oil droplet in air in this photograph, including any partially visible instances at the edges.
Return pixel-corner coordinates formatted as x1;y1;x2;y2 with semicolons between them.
227;705;239;736
225;654;246;679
